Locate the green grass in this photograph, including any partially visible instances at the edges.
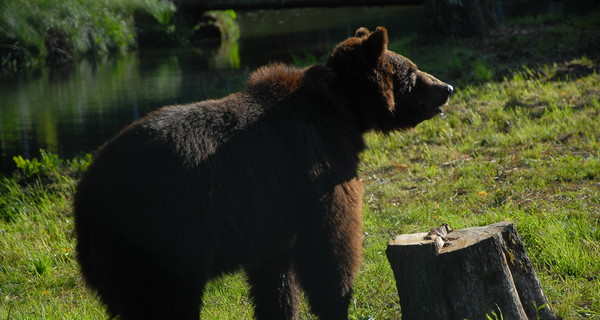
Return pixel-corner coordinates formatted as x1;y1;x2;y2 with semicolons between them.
356;63;599;319
1;11;600;320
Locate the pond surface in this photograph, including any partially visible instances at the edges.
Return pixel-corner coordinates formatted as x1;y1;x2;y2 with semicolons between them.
0;5;425;173
0;1;593;173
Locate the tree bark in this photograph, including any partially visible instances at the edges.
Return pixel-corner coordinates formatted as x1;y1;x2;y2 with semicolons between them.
421;0;498;37
386;222;560;320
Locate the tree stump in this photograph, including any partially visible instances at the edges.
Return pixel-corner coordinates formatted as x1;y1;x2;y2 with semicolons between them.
386;222;560;320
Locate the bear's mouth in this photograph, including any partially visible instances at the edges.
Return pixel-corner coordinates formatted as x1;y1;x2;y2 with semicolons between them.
432;105;444;114
420;101;448;119
435;100;451;114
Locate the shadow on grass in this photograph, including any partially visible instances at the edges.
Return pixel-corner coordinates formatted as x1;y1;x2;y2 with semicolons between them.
388;10;600;87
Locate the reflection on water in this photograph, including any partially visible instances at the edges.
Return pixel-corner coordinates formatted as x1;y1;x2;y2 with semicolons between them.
0;5;425;173
0;1;594;173
0;53;247;172
237;6;424;64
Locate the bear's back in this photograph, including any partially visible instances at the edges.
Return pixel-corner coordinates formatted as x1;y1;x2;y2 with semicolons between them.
74;64;349;271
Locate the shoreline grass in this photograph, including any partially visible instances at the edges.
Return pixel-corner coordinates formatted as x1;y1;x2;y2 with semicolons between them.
1;11;599;320
0;0;238;73
0;0;170;70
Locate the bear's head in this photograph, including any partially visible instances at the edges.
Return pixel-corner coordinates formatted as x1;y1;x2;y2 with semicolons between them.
326;27;453;132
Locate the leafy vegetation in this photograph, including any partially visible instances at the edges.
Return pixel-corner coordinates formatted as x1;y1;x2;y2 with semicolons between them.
1;10;599;320
0;0;239;73
0;0;173;70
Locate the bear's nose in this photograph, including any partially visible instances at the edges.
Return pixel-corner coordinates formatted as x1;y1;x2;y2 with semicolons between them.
446;84;454;95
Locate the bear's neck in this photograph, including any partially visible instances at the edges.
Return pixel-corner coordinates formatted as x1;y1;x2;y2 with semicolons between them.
243;64;369;178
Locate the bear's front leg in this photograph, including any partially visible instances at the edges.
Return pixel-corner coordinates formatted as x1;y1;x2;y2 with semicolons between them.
246;252;301;320
295;179;364;320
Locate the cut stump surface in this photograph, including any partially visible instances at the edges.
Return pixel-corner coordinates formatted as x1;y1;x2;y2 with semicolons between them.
386;222;560;320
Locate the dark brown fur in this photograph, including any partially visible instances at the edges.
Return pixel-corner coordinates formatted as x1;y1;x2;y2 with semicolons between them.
74;27;452;320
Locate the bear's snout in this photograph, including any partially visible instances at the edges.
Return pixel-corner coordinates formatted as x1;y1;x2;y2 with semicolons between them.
437;83;453;105
415;71;452;106
422;82;452;110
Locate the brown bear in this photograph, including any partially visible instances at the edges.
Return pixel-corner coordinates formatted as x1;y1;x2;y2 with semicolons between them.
74;27;452;320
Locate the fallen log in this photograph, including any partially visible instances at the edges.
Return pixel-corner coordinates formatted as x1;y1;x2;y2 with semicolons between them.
386;222;560;320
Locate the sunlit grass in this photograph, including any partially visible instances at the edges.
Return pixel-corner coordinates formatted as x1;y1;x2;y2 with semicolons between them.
356;65;599;319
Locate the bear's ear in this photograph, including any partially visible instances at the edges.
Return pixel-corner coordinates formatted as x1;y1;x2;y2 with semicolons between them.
354;27;370;38
364;26;388;62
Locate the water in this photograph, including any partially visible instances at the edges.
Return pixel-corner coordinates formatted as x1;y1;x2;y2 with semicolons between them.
0;1;594;173
0;5;426;173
